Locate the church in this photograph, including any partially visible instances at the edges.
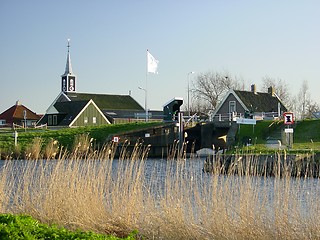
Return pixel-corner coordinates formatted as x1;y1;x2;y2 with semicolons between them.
37;40;155;128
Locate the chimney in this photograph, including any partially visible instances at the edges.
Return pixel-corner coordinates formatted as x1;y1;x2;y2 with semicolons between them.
251;84;257;94
268;86;275;97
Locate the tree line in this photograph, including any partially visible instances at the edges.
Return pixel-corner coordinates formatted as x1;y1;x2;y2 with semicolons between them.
188;70;319;120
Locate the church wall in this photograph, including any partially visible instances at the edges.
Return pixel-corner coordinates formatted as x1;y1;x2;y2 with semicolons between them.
71;103;109;127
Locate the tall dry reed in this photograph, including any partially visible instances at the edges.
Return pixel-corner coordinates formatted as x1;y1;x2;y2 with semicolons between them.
0;139;319;239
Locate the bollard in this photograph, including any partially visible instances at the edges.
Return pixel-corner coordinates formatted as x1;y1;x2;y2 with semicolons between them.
13;131;18;146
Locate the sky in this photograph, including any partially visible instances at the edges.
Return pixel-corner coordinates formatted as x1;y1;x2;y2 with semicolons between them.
1;0;320;114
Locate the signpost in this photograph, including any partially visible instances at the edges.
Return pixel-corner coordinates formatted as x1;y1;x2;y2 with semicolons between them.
112;136;119;143
236;118;257;125
23;110;27;131
283;112;294;125
283;112;294;148
237;117;256;134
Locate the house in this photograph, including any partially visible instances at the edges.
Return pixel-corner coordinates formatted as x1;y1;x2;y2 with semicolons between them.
210;84;287;121
37;98;111;127
38;40;158;128
37;91;148;127
0;101;41;128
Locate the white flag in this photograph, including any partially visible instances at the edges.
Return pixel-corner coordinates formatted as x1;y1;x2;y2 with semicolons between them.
147;50;159;74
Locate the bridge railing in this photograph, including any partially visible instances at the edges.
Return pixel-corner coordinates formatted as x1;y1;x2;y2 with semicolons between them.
211;112;281;122
211;113;243;122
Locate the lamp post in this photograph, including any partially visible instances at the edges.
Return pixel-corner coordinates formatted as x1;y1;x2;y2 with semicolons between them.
138;87;148;122
187;71;195;117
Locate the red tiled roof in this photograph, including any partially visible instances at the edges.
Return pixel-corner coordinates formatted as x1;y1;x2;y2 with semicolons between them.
0;104;41;124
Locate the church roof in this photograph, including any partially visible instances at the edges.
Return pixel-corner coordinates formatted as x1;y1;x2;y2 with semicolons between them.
65;92;144;111
53;100;89;126
54;100;89;116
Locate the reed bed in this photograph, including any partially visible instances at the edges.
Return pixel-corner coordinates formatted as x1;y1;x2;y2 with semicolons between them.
0;137;319;239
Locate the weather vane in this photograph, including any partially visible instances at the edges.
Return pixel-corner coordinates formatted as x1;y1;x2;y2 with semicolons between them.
67;38;70;52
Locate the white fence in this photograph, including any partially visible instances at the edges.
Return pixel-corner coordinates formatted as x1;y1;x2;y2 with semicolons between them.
211;112;281;122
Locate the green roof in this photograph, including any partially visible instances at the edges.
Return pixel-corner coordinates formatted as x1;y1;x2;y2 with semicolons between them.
234;90;287;113
66;92;143;111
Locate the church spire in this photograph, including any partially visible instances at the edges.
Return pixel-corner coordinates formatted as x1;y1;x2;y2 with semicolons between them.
63;39;73;75
61;39;76;93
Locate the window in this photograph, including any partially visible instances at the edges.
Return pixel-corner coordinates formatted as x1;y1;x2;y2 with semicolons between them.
229;101;236;113
84;117;88;124
93;117;97;124
53;115;58;125
48;115;52;125
0;120;6;125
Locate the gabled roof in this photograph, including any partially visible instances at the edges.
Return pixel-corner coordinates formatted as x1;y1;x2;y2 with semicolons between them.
211;89;287;118
53;99;110;126
233;90;287;112
65;92;144;111
0;102;40;123
54;100;90;126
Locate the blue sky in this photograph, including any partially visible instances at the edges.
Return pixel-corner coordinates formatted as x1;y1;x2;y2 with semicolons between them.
1;0;320;114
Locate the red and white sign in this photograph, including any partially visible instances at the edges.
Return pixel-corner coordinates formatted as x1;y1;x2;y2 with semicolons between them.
112;136;120;143
283;112;294;125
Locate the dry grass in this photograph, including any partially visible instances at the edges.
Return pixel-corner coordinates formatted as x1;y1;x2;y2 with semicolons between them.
0;139;320;239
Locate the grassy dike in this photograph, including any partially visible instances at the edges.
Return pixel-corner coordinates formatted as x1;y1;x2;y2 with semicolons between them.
235;119;320;153
0;122;163;159
1;119;320;158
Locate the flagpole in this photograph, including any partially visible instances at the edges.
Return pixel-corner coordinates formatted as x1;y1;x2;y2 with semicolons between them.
145;49;158;122
145;50;149;122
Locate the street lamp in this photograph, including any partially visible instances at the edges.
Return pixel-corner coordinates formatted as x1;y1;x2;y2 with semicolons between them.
138;86;148;122
187;71;195;117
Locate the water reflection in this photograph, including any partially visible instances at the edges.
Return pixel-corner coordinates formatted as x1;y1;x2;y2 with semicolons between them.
0;158;319;220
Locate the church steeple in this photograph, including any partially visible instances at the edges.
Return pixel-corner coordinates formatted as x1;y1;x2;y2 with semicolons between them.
61;39;76;93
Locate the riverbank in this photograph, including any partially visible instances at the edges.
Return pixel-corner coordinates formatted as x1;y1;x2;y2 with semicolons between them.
203;151;320;177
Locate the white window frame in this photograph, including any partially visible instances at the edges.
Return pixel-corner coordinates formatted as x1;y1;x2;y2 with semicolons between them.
229;101;236;113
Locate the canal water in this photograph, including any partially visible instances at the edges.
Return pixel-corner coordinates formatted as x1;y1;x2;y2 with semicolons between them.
0;157;319;221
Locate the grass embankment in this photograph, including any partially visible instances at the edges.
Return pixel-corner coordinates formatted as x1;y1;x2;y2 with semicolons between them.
235;119;320;153
0;214;136;240
0;141;319;239
0;122;162;159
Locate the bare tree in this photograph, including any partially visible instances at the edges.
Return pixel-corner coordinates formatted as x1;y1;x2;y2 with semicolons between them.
298;80;309;120
191;71;242;112
305;100;320;119
293;80;319;120
262;76;292;109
